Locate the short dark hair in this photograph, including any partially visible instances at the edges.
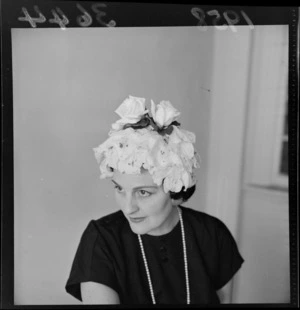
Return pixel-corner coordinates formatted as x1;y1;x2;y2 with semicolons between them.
169;185;196;203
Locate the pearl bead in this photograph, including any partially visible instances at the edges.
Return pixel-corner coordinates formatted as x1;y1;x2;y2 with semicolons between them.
138;207;190;304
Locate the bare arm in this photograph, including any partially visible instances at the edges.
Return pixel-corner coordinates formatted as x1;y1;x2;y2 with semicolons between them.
81;282;120;304
216;279;233;304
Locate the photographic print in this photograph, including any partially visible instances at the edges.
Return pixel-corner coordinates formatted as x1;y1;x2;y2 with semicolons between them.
1;2;298;307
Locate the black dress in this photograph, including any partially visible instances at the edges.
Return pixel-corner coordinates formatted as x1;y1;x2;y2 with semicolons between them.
65;205;244;304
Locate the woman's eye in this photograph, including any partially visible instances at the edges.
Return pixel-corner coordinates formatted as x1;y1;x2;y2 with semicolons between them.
138;190;151;197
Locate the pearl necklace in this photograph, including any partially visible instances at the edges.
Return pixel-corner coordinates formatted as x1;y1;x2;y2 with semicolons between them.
137;207;190;304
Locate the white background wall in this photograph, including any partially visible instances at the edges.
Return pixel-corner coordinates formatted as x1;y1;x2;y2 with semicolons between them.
233;25;290;303
12;25;289;305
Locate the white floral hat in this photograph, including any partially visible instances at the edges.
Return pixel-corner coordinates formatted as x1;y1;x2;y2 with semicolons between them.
93;95;200;193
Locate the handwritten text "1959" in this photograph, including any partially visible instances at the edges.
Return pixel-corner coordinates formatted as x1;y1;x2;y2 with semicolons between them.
18;3;254;31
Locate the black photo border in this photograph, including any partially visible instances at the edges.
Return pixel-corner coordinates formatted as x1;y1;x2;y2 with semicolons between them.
1;2;299;309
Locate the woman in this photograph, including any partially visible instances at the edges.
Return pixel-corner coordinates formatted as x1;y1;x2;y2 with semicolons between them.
65;95;244;304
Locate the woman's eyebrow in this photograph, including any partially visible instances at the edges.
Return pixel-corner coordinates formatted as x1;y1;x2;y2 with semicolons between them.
111;180;120;187
111;180;157;190
134;185;158;190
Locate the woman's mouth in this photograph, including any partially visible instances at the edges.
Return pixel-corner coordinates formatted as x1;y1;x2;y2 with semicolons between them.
129;217;146;223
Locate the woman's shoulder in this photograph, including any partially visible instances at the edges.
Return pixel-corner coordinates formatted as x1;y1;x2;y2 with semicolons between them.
84;210;128;237
181;205;220;222
181;206;239;255
95;209;126;226
181;205;229;233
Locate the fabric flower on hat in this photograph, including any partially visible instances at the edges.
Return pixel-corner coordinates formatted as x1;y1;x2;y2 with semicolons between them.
150;100;180;128
111;95;148;130
93;95;200;193
162;166;186;193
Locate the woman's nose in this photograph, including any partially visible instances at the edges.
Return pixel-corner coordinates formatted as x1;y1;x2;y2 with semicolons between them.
123;194;139;215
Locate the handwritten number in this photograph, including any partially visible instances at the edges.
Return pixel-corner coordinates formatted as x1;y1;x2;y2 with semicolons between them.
91;3;116;27
18;5;252;31
191;7;254;31
191;7;207;31
207;10;228;30
223;10;240;32
76;4;93;27
49;7;69;29
18;6;46;28
241;10;254;29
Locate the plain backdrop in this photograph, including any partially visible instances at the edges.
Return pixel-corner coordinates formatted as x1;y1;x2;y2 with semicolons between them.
12;25;290;304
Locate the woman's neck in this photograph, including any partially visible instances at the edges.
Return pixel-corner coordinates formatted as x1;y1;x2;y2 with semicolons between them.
146;205;180;236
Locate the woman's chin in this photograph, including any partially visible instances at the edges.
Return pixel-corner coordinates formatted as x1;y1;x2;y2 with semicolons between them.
128;222;149;235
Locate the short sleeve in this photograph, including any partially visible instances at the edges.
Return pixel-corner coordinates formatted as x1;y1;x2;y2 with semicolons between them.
65;220;118;301
214;220;244;290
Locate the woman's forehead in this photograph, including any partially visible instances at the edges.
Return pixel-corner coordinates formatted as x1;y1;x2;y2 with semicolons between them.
112;169;156;187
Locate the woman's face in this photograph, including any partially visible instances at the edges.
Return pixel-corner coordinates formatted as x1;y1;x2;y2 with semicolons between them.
112;169;177;236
